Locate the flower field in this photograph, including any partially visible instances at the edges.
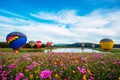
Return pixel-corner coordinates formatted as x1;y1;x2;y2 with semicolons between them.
0;52;120;80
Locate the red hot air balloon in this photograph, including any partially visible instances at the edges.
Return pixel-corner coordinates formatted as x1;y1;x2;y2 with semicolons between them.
46;42;53;52
36;41;42;48
46;42;53;47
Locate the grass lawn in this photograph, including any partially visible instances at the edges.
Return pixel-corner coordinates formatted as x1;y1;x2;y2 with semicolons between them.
94;48;120;53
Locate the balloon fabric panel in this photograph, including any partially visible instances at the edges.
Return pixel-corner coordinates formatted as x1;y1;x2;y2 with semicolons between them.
6;36;19;44
29;41;35;47
36;41;42;48
100;41;114;51
9;37;27;50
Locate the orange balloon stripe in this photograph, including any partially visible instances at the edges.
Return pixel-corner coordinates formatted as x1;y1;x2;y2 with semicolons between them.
7;36;19;44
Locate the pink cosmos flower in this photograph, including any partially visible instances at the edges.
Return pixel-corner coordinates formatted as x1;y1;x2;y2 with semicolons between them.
27;62;38;70
27;65;33;70
0;65;2;70
15;72;24;80
26;58;31;61
23;54;31;61
40;70;51;79
22;54;30;58
80;66;86;74
32;62;38;67
2;77;7;80
77;66;86;74
8;64;17;69
63;78;67;80
77;66;81;71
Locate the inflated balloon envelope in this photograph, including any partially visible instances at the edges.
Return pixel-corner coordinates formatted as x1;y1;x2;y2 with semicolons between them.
99;38;114;52
46;42;53;47
29;41;35;48
36;41;42;48
6;32;27;53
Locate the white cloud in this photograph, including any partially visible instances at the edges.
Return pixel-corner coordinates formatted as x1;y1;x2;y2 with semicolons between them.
31;10;79;24
0;9;120;44
0;9;27;19
0;16;34;26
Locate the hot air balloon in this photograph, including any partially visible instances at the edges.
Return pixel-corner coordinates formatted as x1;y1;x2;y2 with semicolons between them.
6;32;27;53
36;41;42;48
92;43;95;53
29;41;35;48
46;42;53;47
46;42;53;52
92;43;95;48
99;38;114;52
81;42;85;52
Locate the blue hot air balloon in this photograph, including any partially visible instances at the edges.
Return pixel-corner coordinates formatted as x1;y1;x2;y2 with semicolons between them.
6;32;27;53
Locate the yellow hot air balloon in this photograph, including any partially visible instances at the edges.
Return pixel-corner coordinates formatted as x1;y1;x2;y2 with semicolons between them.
99;38;114;51
29;41;35;48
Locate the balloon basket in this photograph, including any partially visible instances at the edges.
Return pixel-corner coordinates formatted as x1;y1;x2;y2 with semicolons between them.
14;50;19;54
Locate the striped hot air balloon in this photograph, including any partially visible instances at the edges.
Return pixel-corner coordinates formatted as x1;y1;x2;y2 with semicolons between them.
99;38;114;51
6;32;27;53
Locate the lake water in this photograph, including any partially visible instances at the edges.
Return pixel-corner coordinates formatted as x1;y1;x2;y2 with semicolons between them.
44;48;100;53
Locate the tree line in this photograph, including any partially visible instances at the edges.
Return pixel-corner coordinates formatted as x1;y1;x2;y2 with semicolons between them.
0;42;46;48
65;43;120;48
0;42;120;48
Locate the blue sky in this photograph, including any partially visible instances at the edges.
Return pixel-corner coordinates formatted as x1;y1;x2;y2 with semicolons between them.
0;0;120;44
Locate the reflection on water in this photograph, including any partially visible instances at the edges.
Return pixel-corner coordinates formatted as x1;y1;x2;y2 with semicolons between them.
44;48;100;53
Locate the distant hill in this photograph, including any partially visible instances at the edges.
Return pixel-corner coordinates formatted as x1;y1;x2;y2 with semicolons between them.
54;43;120;48
54;43;68;46
66;43;100;48
54;42;100;48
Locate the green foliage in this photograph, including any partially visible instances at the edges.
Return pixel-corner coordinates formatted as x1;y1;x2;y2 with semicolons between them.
0;42;47;48
0;42;9;48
